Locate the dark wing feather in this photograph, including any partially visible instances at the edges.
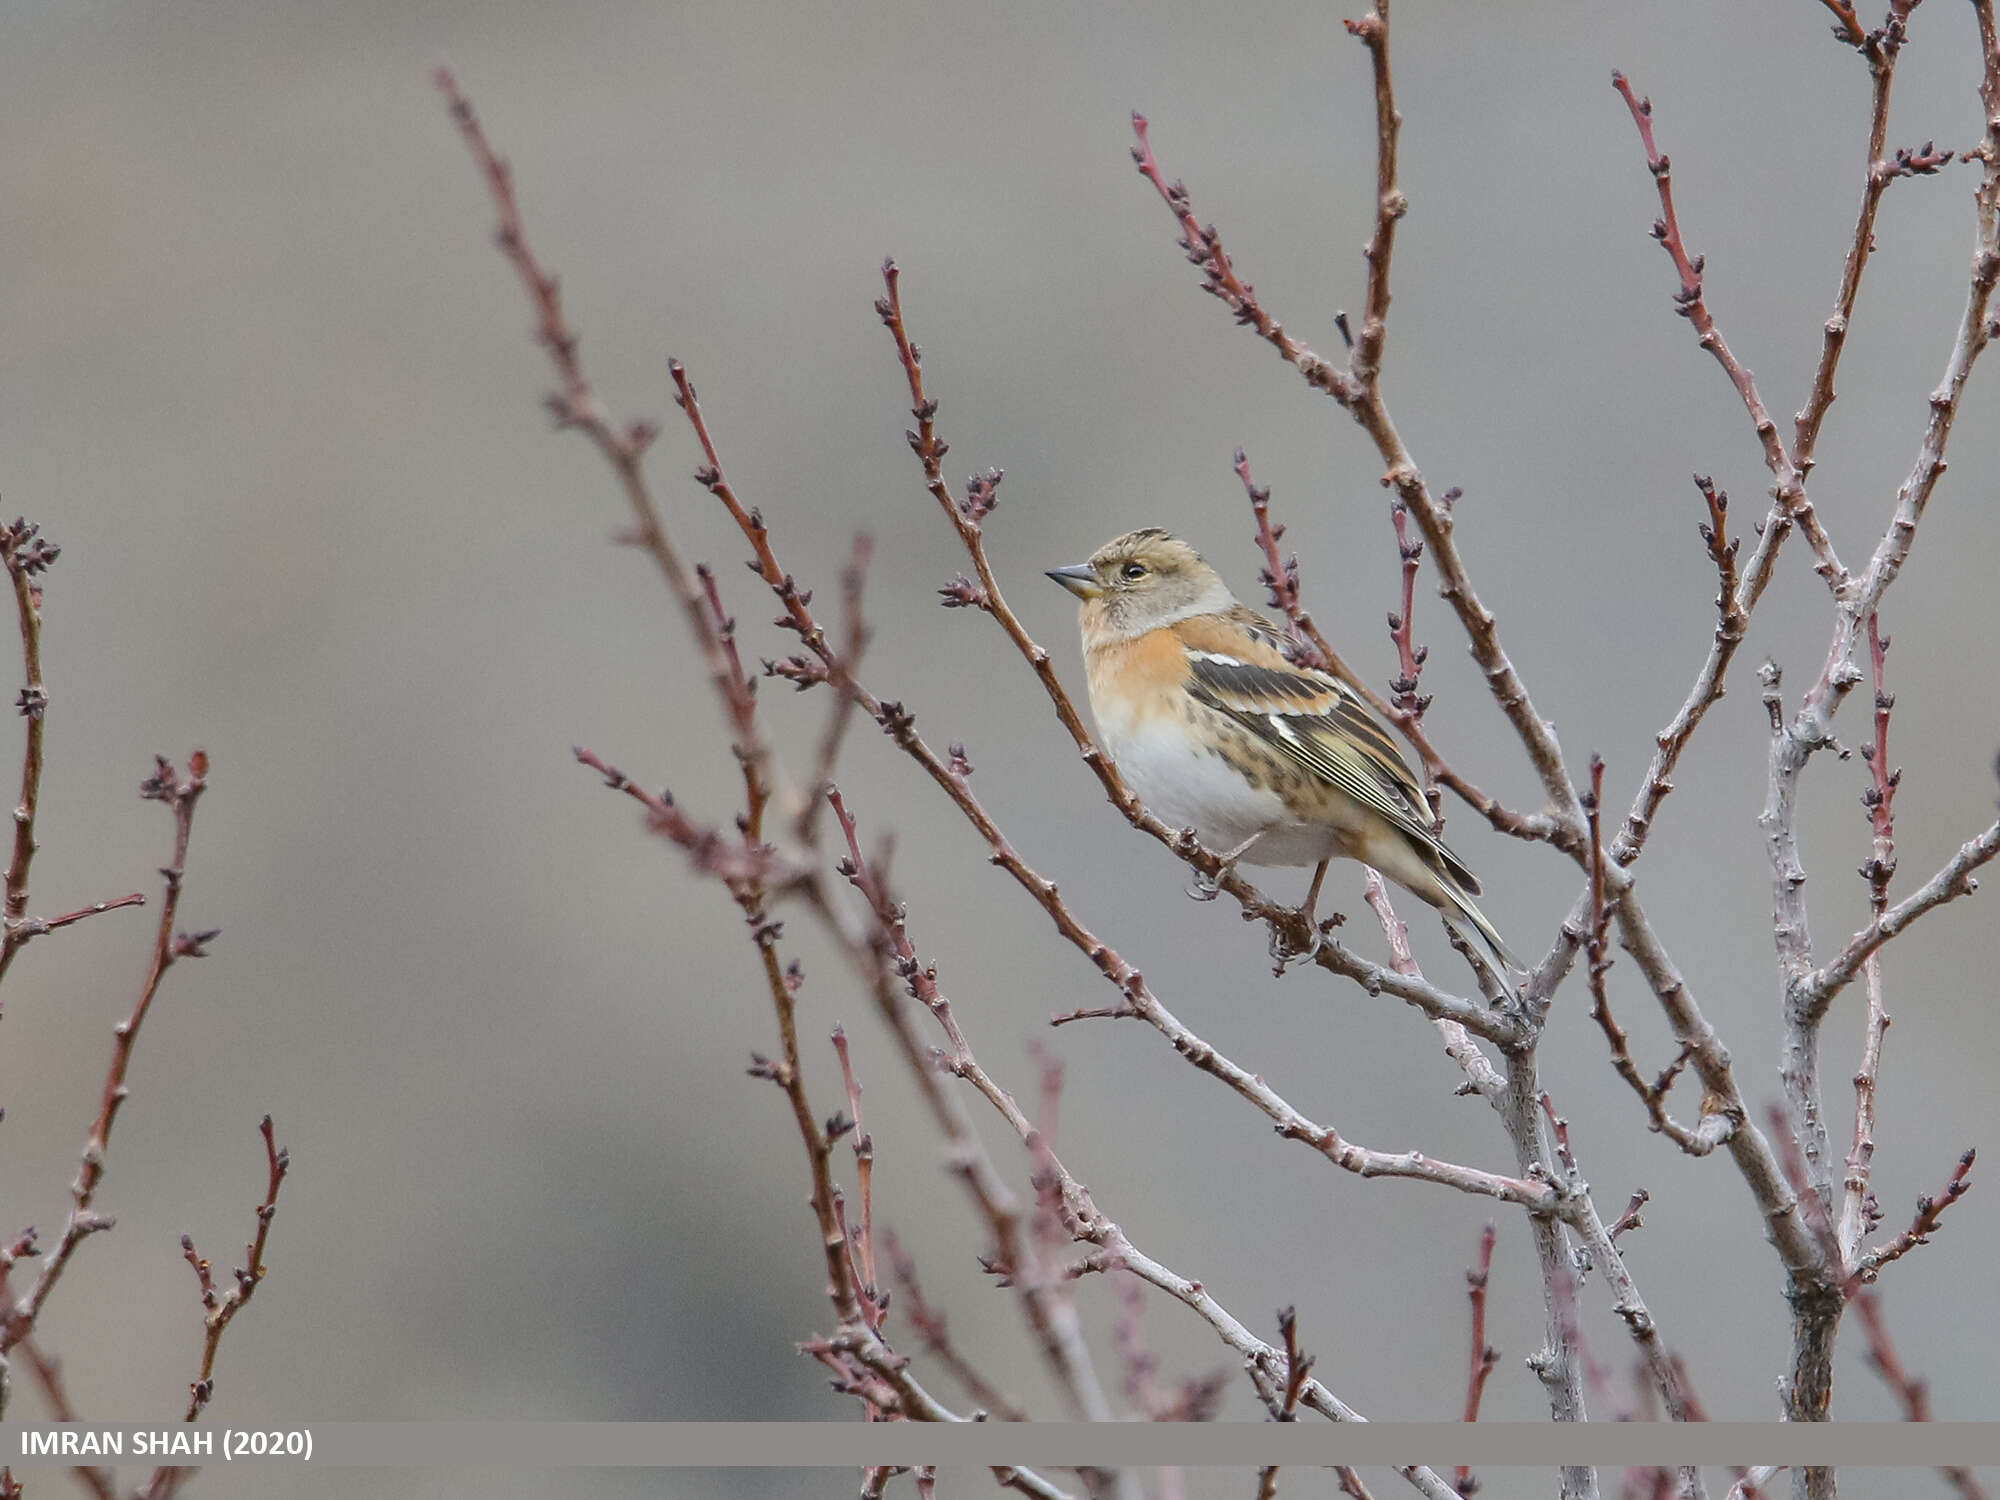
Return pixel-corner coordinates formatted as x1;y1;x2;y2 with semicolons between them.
1183;650;1481;894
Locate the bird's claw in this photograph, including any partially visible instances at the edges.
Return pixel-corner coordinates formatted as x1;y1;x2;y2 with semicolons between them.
1268;914;1324;974
1185;869;1223;901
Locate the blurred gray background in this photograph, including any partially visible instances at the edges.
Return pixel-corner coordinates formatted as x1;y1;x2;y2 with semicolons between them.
0;1;1995;1497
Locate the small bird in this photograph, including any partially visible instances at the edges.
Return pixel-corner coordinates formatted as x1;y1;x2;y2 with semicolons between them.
1047;528;1515;984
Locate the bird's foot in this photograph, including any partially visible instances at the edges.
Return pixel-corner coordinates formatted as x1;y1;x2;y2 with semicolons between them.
1268;915;1324;974
1184;831;1266;903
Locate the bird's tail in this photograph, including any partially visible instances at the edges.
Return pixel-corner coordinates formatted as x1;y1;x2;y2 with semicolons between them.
1439;884;1520;1001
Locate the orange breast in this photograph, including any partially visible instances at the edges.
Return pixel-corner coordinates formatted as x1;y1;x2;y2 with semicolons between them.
1085;628;1190;735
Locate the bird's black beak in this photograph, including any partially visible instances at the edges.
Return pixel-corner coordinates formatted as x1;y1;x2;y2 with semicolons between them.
1045;563;1102;601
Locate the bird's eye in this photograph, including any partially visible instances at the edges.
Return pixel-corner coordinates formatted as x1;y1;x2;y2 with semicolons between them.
1121;562;1149;581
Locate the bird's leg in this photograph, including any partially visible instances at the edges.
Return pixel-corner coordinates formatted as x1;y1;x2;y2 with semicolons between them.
1269;858;1331;970
1301;857;1331;925
1185;829;1268;902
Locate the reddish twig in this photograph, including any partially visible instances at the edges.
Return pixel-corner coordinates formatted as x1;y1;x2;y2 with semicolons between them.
1609;71;1846;592
436;69;788;840
826;788;1117;1426
1128;117;1356;403
5;753;211;1352
1852;1150;1976;1283
796;532;875;845
1693;477;1743;632
12;892;146;942
571;747;793;888
1342;3;1404;385
1111;1271;1161;1417
581;757;866;1366
1454;1223;1500;1496
1607;1190;1650;1243
1814;0;1868;49
882;1231;1028;1421
1238;449;1327;672
175;1115;290;1421
1851;1290;1990;1500
1795;8;1918;476
0;518;61;992
1272;1305;1314;1421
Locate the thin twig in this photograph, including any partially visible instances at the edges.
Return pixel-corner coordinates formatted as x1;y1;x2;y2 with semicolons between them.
1235;455;1544;842
1453;1223;1499;1497
1850;1290;1990;1500
883;1232;1028;1422
9;1336;113;1500
5;752;211;1350
1586;758;1725;1154
1851;1150;1976;1283
797;533;875;846
827;788;1115;1424
1608;72;1846;592
435;68;792;840
175;1115;290;1421
0;519;61;992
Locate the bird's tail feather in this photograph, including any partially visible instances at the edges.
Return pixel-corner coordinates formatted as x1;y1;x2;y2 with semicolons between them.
1439;885;1519;999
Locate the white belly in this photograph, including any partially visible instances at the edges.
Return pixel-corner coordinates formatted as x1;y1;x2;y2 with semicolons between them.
1105;719;1337;868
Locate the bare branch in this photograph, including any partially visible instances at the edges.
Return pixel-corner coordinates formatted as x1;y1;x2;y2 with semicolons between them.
6;752;211;1350
1342;2;1404;386
1127;115;1356;404
883;1232;1027;1422
1608;72;1846;591
174;1115;290;1422
434;68;793;839
1613;476;1751;865
1586;759;1728;1154
1803;817;2000;1018
826;788;1115;1423
1453;1223;1499;1498
796;533;875;845
1852;1150;1976;1283
0;518;61;992
1850;1290;1991;1500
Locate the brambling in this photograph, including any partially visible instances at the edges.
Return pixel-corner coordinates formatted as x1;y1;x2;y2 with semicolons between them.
1047;528;1516;985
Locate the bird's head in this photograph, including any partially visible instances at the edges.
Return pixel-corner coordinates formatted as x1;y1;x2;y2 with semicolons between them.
1046;529;1234;644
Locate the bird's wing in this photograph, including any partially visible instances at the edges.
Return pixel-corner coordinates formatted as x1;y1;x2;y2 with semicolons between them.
1173;612;1480;895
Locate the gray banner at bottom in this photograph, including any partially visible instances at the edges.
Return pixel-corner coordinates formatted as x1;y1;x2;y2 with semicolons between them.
6;1423;1998;1469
